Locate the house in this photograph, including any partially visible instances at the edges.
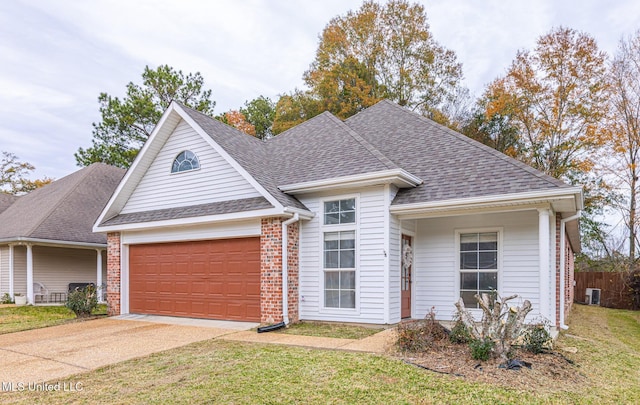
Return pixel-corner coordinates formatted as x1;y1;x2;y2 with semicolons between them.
0;163;125;303
94;100;582;329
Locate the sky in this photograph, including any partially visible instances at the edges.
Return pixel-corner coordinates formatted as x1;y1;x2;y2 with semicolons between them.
1;0;639;182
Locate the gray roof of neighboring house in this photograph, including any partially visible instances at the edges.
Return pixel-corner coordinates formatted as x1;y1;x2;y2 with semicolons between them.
0;163;125;244
0;193;18;214
343;100;571;205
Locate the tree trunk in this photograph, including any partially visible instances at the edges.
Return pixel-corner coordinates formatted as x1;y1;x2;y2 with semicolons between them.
630;169;637;263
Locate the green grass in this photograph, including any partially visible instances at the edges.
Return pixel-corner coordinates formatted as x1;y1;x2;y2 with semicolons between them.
278;321;384;339
0;304;107;334
1;305;639;404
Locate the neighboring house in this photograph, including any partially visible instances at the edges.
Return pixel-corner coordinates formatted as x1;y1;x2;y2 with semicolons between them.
0;163;125;303
95;100;582;329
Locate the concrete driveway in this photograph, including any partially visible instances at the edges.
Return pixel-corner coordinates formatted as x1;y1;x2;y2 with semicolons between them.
0;317;254;385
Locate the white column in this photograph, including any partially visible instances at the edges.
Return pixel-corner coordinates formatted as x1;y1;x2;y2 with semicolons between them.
538;208;551;320
8;244;14;297
96;249;103;302
26;244;34;304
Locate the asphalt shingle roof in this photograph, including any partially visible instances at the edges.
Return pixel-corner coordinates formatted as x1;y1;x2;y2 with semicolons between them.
181;106;307;211
266;111;398;185
118;100;574;224
0;163;125;244
101;197;272;226
0;193;18;214
344;100;571;205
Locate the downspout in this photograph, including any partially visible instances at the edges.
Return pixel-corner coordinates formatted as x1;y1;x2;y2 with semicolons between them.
281;213;299;325
560;210;581;330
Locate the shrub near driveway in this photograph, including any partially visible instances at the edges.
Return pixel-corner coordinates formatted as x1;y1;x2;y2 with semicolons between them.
0;305;107;334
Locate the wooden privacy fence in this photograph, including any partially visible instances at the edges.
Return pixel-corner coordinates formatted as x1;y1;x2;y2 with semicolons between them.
574;272;634;310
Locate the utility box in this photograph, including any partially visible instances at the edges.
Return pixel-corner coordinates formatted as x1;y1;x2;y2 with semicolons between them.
585;288;601;305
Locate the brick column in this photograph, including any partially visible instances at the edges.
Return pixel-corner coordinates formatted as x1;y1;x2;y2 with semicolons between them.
287;221;300;323
106;232;121;316
260;218;300;324
261;218;282;323
565;240;575;315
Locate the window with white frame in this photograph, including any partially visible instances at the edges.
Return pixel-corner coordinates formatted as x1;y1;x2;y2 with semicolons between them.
171;150;200;173
459;232;498;308
323;198;356;309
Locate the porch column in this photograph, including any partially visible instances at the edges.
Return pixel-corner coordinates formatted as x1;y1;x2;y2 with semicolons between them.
96;249;103;303
538;208;551;320
26;244;33;304
8;244;14;297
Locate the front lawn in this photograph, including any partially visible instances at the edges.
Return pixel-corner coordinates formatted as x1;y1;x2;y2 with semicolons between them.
2;305;638;404
278;320;384;339
0;304;107;335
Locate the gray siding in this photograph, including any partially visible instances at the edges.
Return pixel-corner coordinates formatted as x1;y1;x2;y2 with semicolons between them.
32;246;100;294
0;246;7;294
13;246;26;295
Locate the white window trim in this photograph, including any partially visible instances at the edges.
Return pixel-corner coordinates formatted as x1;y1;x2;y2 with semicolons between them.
170;150;202;174
319;194;360;314
455;227;503;311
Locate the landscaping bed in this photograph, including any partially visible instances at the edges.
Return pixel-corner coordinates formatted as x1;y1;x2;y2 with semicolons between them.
400;340;584;392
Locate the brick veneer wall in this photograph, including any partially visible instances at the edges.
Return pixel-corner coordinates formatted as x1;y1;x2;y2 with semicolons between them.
106;232;121;316
260;218;300;324
565;238;575;315
554;214;577;326
287;221;300;323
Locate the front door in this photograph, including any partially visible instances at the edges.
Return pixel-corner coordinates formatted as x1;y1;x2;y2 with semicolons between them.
401;234;413;318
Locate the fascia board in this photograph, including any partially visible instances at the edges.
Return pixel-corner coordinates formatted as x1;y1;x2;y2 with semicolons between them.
390;188;583;217
94;207;286;233
279;169;422;194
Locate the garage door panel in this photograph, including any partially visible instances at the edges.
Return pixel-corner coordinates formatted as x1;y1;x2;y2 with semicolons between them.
129;238;261;321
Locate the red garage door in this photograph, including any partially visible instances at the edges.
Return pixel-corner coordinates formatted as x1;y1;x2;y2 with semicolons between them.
129;238;261;322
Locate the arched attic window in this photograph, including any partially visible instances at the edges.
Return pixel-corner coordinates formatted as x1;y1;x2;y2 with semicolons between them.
171;150;200;173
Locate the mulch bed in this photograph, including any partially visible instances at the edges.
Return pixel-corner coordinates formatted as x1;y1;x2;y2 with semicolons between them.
397;339;586;392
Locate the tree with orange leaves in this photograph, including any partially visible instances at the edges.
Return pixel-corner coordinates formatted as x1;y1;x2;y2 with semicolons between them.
303;0;463;120
607;30;640;262
0;151;53;195
217;110;256;137
481;27;609;181
478;27;612;255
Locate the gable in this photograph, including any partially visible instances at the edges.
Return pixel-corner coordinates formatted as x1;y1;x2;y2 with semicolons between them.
120;119;262;214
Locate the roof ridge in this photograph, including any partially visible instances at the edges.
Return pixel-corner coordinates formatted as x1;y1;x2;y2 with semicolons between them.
178;103;264;145
325;113;399;170
377;101;569;189
266;111;334;143
23;164;98;236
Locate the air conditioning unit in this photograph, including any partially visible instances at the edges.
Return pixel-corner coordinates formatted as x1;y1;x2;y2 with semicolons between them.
585;288;601;306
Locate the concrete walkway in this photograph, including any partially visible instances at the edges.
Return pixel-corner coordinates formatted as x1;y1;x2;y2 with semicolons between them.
0;317;396;387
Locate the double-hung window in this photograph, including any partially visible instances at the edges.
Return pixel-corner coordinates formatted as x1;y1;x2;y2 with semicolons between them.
323;198;356;309
459;232;499;308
